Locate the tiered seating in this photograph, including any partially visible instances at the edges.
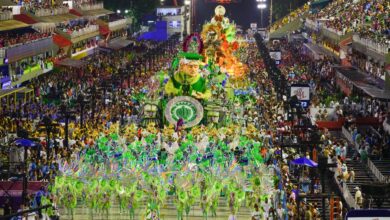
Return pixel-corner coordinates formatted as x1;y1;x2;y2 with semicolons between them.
73;0;104;11
371;160;390;180
342;127;390;208
0;27;51;48
308;0;389;45
270;2;310;33
23;3;70;17
56;19;98;38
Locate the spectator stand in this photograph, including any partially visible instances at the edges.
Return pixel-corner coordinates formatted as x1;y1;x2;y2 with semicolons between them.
0;87;25;112
0;139;48;212
342;127;388;183
71;1;112;18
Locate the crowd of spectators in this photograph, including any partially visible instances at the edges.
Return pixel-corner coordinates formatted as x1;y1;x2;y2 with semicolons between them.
270;2;310;32
0;37;180;218
23;2;69;17
74;0;104;11
350;52;386;80
57;19;98;37
308;0;389;46
0;29;51;48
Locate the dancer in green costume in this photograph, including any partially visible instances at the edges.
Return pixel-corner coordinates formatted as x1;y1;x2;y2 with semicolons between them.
175;189;186;220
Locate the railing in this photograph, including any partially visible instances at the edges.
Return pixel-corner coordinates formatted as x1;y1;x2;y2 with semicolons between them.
5;37;53;63
342;126;353;143
108;19;127;29
0;36;52;50
333;171;358;209
342;126;388;183
24;6;69;17
352;34;389;55
367;159;388;183
322;26;344;36
0;11;13;21
69;25;99;38
79;2;104;11
305;19;317;30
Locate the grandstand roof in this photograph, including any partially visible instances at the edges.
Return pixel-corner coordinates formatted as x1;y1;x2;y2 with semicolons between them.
0;19;29;31
335;67;389;100
36;13;79;23
80;8;113;17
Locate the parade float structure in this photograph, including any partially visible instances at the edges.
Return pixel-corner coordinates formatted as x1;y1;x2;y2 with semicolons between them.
53;6;277;220
139;5;254;129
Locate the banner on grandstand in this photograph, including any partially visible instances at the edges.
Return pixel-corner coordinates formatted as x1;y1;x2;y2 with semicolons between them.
269;50;281;65
290;84;310;108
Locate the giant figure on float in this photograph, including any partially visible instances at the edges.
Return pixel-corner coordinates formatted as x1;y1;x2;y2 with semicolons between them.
164;35;211;100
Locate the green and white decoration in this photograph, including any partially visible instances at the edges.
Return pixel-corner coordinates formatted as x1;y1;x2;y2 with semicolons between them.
165;96;204;128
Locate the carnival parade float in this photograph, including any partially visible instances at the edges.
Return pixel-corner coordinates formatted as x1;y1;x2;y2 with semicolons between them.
52;6;279;220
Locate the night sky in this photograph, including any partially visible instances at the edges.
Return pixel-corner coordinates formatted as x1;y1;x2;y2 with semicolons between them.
194;0;269;30
102;0;271;29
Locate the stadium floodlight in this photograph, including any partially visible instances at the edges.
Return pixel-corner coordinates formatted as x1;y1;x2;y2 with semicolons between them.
257;3;267;9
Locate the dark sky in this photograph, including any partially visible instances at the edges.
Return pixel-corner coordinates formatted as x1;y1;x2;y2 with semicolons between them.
194;0;269;30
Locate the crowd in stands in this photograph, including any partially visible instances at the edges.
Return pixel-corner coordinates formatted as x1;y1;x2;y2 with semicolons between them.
0;8;13;21
0;38;179;218
308;0;389;46
342;96;388;120
23;2;69;17
75;1;104;11
351;52;386;80
57;19;98;37
270;2;310;32
0;29;51;48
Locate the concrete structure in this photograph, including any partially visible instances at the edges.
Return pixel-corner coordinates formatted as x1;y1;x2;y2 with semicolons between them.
156;6;190;39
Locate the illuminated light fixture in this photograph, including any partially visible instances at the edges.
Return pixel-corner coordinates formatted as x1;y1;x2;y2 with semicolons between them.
117;9;121;13
257;3;266;9
185;0;191;5
125;9;129;13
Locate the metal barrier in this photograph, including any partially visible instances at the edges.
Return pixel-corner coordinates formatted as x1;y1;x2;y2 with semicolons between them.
342;126;388;183
367;159;388;183
333;171;358;209
342;126;353;144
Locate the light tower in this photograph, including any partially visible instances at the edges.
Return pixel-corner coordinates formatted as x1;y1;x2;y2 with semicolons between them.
256;0;267;28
